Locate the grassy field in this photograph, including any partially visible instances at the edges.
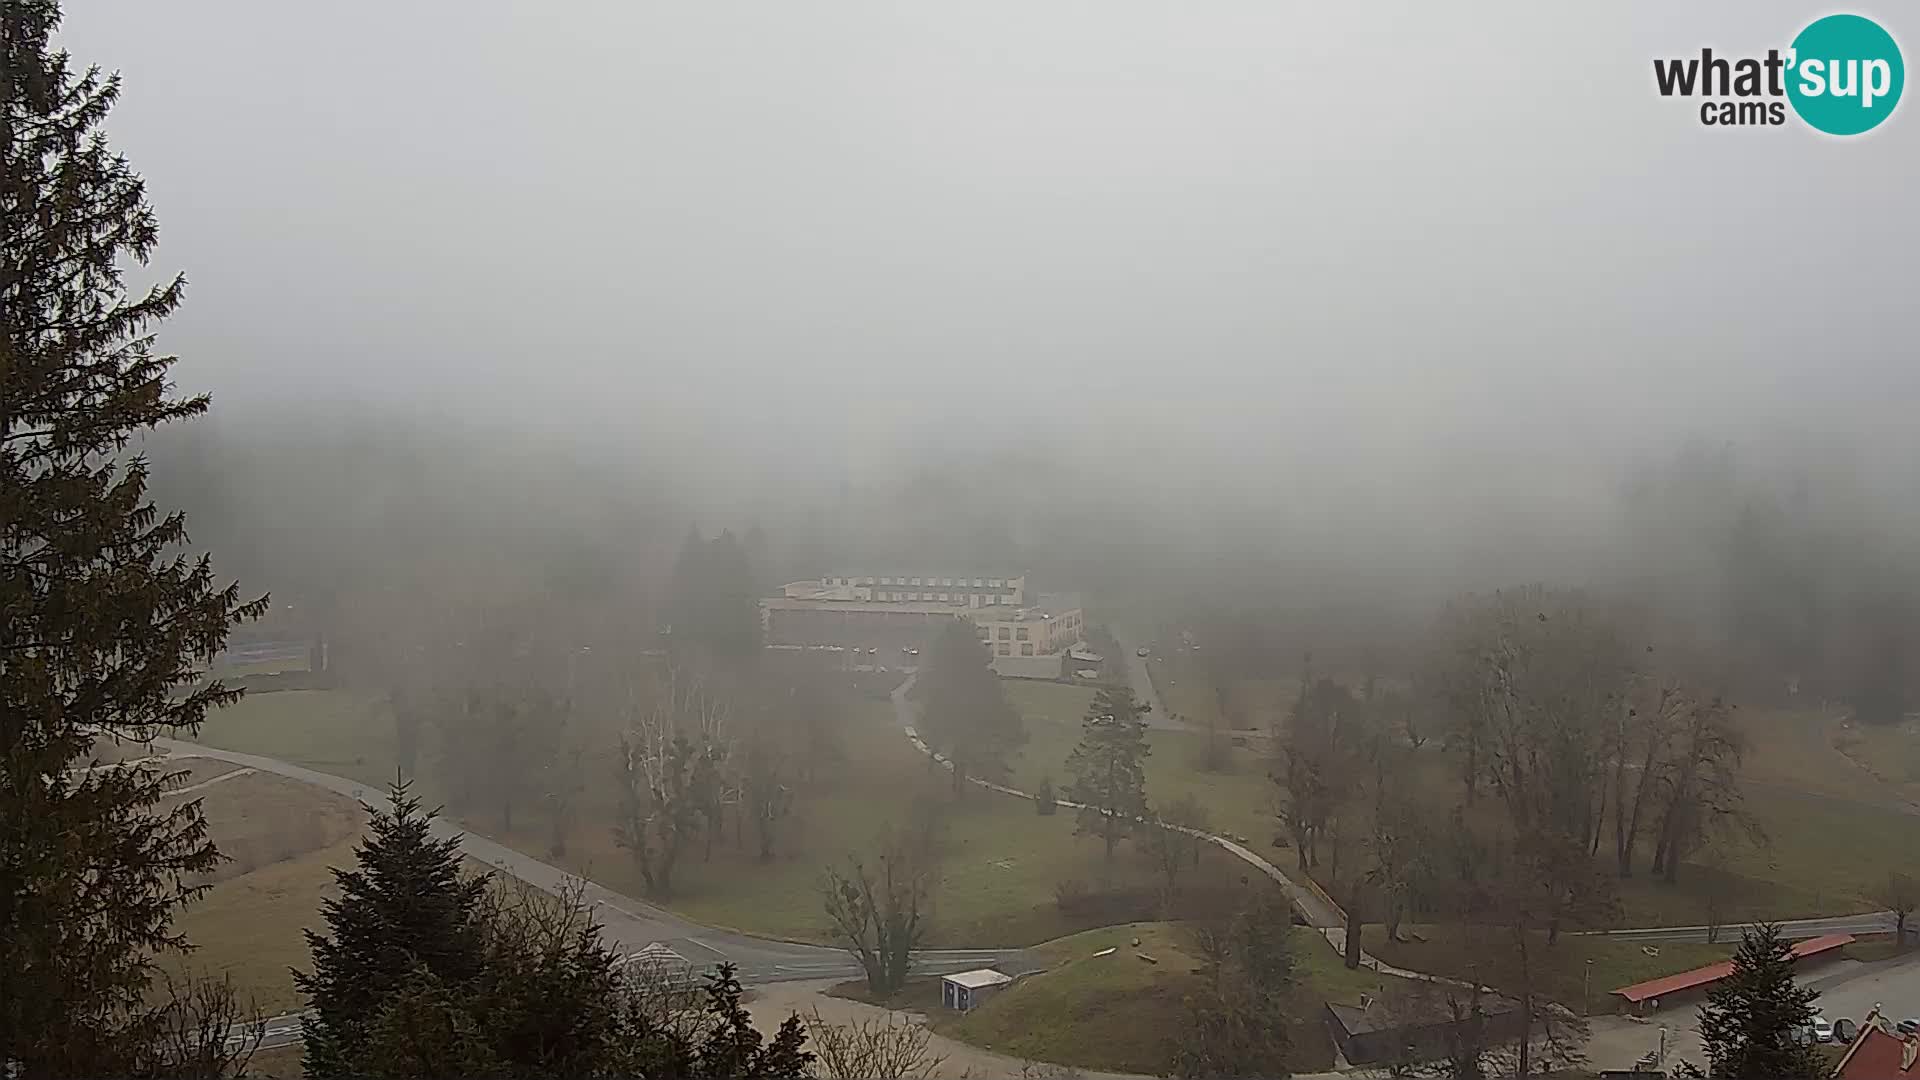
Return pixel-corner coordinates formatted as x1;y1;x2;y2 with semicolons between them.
1829;716;1920;802
168;838;352;1014
189;686;1252;947
243;1044;305;1079
1003;680;1279;848
485;694;1261;946
153;760;370;1014
934;921;1412;1075
189;689;401;790
1364;924;1733;1015
179;772;367;884
185;678;1920;956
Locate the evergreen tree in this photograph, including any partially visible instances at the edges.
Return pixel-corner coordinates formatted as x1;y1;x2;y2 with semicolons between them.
689;965;814;1078
916;619;1023;797
1;2;264;1071
667;526;760;665
296;781;488;1077
1171;891;1295;1079
1064;685;1151;859
1693;923;1822;1080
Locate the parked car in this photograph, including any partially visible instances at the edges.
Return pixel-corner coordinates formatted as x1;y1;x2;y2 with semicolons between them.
1135;647;1150;657
1835;1017;1858;1044
1897;1018;1920;1037
1813;1017;1834;1043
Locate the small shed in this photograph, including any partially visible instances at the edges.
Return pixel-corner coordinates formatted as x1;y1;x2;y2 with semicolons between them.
941;968;1013;1012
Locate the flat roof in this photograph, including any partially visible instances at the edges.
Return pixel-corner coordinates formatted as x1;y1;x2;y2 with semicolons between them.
1327;994;1517;1036
942;968;1014;989
1611;934;1853;1004
823;572;1025;581
761;597;975;615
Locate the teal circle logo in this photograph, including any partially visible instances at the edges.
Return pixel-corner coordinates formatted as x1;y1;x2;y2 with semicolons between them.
1787;14;1904;135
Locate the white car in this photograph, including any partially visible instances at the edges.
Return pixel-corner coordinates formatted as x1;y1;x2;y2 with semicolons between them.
1813;1017;1834;1043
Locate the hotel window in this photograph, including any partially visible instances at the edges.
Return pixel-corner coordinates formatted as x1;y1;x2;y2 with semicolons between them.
973;578;983;587
997;643;1010;655
910;577;921;586
997;627;1011;640
938;593;949;602
989;578;1003;588
1016;628;1030;640
1021;644;1035;656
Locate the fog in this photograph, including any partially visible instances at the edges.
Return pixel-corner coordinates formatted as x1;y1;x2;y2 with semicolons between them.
56;3;1920;662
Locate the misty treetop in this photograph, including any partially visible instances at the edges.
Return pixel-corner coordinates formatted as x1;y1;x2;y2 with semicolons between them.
2;1;264;1072
668;526;762;664
299;779;814;1079
915;618;1024;797
1064;684;1150;860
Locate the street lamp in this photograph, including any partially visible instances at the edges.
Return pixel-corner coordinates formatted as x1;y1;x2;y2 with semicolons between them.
1584;958;1594;1017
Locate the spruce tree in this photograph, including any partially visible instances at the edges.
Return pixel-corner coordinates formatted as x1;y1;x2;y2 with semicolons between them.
295;780;489;1077
1693;922;1822;1080
1064;685;1150;859
1;1;264;1071
916;618;1023;797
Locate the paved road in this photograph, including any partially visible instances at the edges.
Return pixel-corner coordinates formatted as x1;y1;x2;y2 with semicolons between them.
154;739;1025;1049
1108;627;1188;731
1579;911;1898;944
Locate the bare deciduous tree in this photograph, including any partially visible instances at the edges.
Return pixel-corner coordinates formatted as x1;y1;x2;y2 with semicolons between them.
1876;871;1919;946
820;836;930;999
804;1008;945;1080
1145;794;1210;913
613;662;736;897
133;972;263;1080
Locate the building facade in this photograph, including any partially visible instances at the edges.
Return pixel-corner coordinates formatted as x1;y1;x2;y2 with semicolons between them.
760;572;1083;679
806;573;1026;608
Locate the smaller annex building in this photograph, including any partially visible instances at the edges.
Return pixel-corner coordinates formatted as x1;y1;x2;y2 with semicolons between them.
940;968;1013;1012
1609;934;1853;1013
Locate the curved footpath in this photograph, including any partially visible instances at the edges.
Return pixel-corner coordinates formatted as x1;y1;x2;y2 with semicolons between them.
149;738;1023;1050
159;663;1900;1063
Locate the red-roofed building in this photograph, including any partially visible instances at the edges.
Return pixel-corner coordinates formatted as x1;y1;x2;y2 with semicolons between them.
1610;934;1853;1012
1832;1008;1920;1079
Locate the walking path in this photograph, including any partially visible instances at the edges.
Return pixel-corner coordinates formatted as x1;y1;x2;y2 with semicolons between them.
146;738;1025;1051
888;677;1471;991
161;765;256;797
747;978;1351;1080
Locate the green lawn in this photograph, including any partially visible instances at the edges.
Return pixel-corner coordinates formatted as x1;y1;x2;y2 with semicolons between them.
189;689;401;790
167;838;353;1015
942;921;1413;1075
189;686;1247;947
503;736;1261;948
186;683;1920;959
1363;924;1733;1015
1004;681;1278;845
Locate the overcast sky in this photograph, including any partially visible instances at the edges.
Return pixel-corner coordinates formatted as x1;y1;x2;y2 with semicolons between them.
58;2;1918;499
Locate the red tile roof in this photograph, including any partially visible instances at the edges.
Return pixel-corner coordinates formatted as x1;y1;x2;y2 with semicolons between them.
1834;1011;1920;1078
1610;934;1854;1004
